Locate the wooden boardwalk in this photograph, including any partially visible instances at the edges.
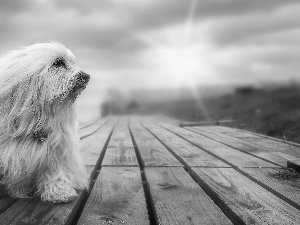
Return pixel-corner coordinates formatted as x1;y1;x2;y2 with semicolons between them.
1;116;300;224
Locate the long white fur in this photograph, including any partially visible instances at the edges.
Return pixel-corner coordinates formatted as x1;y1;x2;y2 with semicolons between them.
0;42;89;202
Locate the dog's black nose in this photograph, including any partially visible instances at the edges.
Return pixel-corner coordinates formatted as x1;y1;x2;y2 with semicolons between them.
78;71;90;84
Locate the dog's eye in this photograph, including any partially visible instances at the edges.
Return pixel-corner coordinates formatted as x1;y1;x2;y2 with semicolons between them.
52;58;66;68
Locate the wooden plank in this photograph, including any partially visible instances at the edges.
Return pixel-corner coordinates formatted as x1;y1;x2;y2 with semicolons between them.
80;118;118;166
207;126;300;147
102;117;138;166
102;147;138;166
180;120;236;127
79;117;102;129
107;117;134;149
158;123;277;168
144;167;232;225
78;167;149;225
130;117;182;167
0;165;97;225
141;120;230;168
79;117;110;139
240;168;300;209
0;193;86;225
154;115;180;126
186;127;296;167
191;167;300;224
205;126;263;138
239;137;300;158
130;119;182;167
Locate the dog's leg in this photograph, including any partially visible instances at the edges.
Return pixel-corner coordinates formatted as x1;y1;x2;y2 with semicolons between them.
38;173;79;203
36;138;88;203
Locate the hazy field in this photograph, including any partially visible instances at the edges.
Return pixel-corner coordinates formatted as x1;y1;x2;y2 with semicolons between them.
126;85;300;143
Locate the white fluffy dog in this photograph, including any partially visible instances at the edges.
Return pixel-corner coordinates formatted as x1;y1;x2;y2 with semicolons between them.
0;42;89;203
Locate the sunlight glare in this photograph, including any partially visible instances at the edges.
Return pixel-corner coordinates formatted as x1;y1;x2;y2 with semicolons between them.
155;44;212;88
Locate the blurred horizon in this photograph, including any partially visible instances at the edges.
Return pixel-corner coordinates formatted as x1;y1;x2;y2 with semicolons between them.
1;0;300;122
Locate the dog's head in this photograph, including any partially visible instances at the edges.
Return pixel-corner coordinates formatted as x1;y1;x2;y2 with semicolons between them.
0;42;90;104
0;42;90;137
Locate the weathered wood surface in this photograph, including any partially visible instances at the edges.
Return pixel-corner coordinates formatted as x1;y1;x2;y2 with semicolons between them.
107;117;133;149
205;125;300;147
141;120;230;168
240;168;300;209
191;167;300;224
80;117;118;166
129;118;182;167
144;167;233;225
78;167;149;225
157;121;277;168
102;117;138;166
2;116;300;225
102;147;138;166
79;117;109;139
186;126;300;167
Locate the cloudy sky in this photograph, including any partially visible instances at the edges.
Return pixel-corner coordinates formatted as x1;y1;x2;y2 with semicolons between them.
1;0;300;120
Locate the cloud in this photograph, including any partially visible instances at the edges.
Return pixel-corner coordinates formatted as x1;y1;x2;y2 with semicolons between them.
209;4;300;47
0;0;33;14
113;0;300;30
0;0;299;93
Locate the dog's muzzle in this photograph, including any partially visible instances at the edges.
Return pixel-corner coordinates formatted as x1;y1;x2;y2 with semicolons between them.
73;71;90;90
65;71;90;101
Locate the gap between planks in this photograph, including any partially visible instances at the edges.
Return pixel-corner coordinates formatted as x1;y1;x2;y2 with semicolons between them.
141;118;300;213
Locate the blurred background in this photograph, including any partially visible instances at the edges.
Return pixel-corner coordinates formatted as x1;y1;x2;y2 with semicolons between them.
1;0;300;142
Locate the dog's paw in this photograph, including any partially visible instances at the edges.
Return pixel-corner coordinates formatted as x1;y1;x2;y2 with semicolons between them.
41;187;78;203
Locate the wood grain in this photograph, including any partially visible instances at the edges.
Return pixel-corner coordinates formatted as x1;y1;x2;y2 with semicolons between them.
80;118;118;166
107;117;134;149
0;190;87;225
79;117;110;139
142;121;230;168
78;167;149;225
207;126;300;147
145;167;232;225
240;168;300;209
191;167;300;224
130;120;182;167
239;137;300;158
102;147;138;166
158;123;277;168
187;126;296;167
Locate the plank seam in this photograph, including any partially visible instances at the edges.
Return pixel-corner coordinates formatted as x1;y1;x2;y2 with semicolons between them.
141;122;191;170
231;168;300;210
227;127;300;147
72;120;117;224
128;125;157;225
141;121;239;224
79;117;102;130
80;117;111;140
195;127;300;159
157;124;238;168
185;127;282;168
189;169;246;225
159;124;300;211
